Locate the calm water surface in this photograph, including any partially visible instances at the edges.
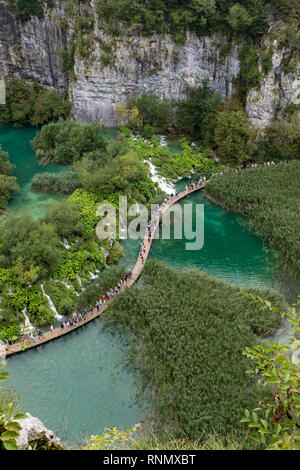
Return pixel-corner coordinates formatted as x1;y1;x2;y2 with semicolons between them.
1;125;295;446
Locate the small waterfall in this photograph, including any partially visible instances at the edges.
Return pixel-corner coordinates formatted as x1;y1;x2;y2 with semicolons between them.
145;159;175;195
159;135;168;147
62;238;71;250
76;275;82;288
56;280;72;290
22;307;35;333
89;272;98;281
102;247;110;259
40;284;63;322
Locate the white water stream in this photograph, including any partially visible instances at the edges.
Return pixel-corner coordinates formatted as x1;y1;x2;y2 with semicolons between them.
40;284;64;322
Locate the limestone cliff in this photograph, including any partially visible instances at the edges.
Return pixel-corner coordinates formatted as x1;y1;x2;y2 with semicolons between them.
246;33;300;128
0;1;67;90
0;0;299;128
70;30;240;126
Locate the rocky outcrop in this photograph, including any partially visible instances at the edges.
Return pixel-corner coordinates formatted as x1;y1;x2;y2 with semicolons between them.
70;30;240;126
0;1;298;128
246;39;300;129
0;1;67;90
16;413;62;450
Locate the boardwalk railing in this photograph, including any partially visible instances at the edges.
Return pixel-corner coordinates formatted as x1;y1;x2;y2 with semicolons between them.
2;182;206;359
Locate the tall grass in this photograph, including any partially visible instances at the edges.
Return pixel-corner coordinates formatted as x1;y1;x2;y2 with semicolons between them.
206;162;300;278
103;259;285;447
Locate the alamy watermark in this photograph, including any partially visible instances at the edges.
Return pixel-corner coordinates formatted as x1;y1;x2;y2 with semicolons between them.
95;196;205;251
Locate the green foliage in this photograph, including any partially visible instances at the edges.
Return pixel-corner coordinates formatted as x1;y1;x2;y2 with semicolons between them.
103;259;284;444
74;265;126;312
86;426;245;450
0;323;20;342
241;293;300;450
213;108;255;164
4;284;55;326
31;119;106;165
261;115;300;161
0;214;63;278
13;0;44;22
69;189;100;235
0;78;71;127
206;161;300;277
178;79;222;142
236;44;263;102
107;241;124;265
0;145;20;214
127;135;221;181
95;0;271;40
135;93;176;135
45;199;86;238
86;151;156;201
43;280;77;316
0;363;27;450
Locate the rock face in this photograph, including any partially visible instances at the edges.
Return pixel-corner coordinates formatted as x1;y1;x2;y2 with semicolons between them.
71;31;240;126
16;413;62;450
0;0;298;128
246;39;300;129
0;1;67;90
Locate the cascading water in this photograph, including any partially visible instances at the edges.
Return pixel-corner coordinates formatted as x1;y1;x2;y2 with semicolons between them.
40;284;64;322
145;159;175;195
62;239;71;250
22;307;35;333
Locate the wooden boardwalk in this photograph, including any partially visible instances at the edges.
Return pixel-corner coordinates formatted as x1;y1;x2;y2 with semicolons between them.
2;182;206;359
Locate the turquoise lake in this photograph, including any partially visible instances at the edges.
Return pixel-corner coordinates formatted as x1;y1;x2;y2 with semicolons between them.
0;124;294;446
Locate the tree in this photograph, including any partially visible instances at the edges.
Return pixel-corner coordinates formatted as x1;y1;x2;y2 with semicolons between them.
0;146;14;175
45;200;86;238
32;119;107;165
213;109;254;164
264;115;300;161
178;79;222;141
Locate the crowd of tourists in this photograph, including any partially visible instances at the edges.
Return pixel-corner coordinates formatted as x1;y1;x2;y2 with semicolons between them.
4;175;213;352
211;158;297;177
4;270;134;350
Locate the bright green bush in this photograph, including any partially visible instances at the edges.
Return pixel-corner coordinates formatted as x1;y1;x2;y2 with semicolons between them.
69;189;100;235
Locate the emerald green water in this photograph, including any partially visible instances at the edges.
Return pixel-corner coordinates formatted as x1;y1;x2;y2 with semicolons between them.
0;124;67;219
1;125;291;447
6;323;141;448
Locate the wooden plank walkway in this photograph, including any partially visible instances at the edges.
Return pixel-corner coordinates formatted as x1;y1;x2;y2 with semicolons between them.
1;182;206;359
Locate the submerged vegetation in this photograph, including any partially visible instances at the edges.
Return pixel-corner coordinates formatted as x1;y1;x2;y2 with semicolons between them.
31;171;80;194
206;161;300;278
